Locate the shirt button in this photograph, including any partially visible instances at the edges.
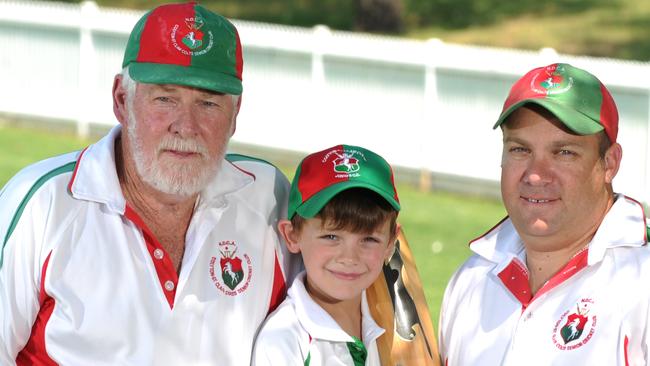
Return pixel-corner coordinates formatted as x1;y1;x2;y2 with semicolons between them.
164;280;175;291
154;249;164;260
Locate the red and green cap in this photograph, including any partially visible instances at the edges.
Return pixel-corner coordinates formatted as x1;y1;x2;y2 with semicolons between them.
122;2;243;95
288;145;401;219
494;63;618;142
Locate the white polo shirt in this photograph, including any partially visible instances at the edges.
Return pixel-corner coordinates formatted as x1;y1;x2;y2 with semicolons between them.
252;271;384;366
0;126;302;366
439;194;650;365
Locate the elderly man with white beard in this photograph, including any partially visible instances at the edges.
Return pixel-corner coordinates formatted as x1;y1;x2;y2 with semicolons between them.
0;3;301;366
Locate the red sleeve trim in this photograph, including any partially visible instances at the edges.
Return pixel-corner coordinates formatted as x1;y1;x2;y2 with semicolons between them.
227;160;256;180
67;147;89;194
624;335;629;366
16;251;58;366
267;253;287;315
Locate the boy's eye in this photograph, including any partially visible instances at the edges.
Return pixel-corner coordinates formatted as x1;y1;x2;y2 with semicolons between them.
362;236;381;245
320;234;338;241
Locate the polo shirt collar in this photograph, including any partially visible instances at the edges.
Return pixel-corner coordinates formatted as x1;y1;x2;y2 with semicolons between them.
68;125;254;214
290;271;385;348
470;194;647;269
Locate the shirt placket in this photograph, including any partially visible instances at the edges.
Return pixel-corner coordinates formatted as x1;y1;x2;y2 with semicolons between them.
125;205;179;309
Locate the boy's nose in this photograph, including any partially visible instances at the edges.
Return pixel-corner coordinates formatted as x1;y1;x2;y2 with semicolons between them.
336;243;360;265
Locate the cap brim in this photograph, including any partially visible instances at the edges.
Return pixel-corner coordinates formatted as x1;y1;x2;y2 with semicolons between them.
493;98;604;136
129;62;242;95
294;181;401;219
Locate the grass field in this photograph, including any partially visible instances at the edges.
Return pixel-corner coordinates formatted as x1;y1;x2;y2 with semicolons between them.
0;123;506;331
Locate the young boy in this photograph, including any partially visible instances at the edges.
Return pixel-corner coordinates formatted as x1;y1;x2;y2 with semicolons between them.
252;144;401;366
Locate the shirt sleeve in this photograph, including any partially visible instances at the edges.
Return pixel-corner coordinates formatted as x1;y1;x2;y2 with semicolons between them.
0;172;55;362
438;264;464;365
251;323;305;366
252;299;308;366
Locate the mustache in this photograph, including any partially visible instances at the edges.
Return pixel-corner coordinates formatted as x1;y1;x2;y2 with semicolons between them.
157;136;209;157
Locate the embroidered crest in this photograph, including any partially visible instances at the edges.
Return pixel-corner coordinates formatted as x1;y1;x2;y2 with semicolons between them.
171;15;214;56
321;148;367;179
551;298;597;350
333;152;360;173
531;64;574;95
209;240;252;296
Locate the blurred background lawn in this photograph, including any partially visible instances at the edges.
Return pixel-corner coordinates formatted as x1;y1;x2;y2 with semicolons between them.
0;122;506;330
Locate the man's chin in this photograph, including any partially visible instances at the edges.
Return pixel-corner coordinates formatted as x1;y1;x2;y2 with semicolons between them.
145;163;217;197
512;217;556;238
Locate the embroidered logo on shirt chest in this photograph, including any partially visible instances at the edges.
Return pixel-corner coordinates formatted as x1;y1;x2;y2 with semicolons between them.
551;298;597;350
209;240;252;296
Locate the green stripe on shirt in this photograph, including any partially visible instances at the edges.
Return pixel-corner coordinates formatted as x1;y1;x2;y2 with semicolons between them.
1;161;76;269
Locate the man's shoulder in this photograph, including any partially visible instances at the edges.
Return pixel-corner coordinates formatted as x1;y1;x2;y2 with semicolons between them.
1;151;80;200
225;153;289;187
225;153;281;173
452;254;495;279
443;253;496;299
0;151;81;248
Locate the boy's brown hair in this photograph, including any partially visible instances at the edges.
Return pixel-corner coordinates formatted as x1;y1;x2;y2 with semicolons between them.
290;188;398;240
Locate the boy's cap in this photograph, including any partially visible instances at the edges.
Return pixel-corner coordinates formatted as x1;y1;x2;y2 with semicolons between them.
122;2;243;95
494;63;618;143
288;145;401;219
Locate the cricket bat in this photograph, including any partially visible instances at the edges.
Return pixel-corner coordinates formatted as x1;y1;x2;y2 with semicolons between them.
367;231;441;366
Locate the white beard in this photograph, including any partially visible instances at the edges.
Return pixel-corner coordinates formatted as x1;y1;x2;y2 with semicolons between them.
126;110;224;197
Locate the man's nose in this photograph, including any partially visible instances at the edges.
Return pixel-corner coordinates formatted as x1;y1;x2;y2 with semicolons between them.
169;103;200;138
523;155;553;185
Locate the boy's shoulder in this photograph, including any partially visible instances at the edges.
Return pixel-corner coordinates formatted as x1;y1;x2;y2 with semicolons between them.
260;294;300;333
253;295;310;364
257;276;312;347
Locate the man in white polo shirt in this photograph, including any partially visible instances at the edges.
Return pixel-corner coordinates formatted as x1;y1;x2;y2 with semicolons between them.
0;3;300;365
439;63;650;365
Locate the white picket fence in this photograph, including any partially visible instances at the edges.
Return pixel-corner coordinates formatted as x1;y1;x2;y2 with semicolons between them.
2;0;650;201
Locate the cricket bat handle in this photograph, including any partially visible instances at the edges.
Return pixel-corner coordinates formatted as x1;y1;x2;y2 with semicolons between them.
368;231;441;366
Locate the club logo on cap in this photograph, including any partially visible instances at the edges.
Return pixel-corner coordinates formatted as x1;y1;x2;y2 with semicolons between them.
171;15;214;56
322;148;366;179
531;64;574;95
334;152;360;174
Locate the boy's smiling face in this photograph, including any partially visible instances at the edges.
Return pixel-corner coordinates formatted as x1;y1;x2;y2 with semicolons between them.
280;217;396;305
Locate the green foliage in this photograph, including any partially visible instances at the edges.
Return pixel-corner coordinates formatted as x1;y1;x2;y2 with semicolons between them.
407;0;650;61
45;0;650;60
92;0;357;30
403;0;611;29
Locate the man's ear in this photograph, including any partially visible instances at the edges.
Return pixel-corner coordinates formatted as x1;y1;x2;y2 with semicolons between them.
278;219;301;254
112;74;128;125
604;142;622;184
229;94;242;137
